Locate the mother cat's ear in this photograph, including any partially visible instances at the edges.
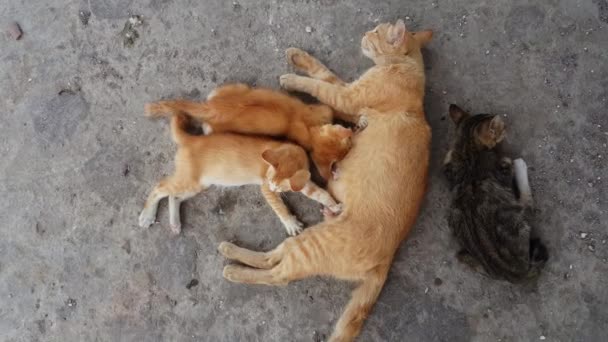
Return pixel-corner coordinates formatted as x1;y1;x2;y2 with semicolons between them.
412;30;433;46
387;19;407;46
289;170;311;192
449;104;470;125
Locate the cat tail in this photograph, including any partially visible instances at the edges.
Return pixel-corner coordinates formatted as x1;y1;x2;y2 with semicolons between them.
145;100;212;120
330;267;389;342
169;112;197;146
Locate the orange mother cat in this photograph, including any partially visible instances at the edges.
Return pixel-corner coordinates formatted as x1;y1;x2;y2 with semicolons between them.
218;20;433;341
145;84;352;180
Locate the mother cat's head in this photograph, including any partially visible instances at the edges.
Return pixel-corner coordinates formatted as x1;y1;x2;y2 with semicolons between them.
361;19;433;65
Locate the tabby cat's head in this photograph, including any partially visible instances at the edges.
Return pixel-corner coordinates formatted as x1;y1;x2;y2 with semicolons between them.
361;19;433;62
262;145;311;192
444;104;506;166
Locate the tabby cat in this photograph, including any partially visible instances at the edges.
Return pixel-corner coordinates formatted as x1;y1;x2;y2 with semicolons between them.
443;104;548;282
218;20;433;342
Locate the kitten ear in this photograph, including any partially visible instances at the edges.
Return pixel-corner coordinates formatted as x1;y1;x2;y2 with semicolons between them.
387;19;407;46
289;170;310;192
412;30;433;46
449;104;470;125
261;149;280;168
334;125;352;139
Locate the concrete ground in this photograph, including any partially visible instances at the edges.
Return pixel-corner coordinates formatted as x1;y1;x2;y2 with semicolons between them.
1;0;606;341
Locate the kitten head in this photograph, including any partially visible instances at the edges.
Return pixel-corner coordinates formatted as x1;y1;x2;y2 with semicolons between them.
361;19;433;61
262;145;311;192
311;124;353;180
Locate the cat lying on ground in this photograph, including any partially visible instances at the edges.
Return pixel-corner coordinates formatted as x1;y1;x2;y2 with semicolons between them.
443;104;548;282
217;19;433;342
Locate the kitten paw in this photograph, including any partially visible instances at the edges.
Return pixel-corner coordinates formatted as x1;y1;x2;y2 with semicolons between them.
283;217;303;236
138;211;155;229
279;73;300;91
327;203;343;214
169;223;181;235
331;167;340;180
356;115;368;132
321;206;339;219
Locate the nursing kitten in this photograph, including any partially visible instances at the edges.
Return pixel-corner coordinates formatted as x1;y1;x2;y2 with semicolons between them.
139;112;342;236
443;104;548;282
145;83;353;180
218;20;433;342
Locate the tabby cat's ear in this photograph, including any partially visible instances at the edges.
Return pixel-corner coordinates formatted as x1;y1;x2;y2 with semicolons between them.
387;19;407;46
449;104;470;125
289;170;311;192
261;149;280;168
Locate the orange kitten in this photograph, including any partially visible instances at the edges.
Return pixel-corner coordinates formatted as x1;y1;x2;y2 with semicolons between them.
139;112;342;236
145;84;353;180
218;20;433;341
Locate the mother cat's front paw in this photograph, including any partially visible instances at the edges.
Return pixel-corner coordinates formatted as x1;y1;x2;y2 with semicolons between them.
279;73;302;91
286;47;314;71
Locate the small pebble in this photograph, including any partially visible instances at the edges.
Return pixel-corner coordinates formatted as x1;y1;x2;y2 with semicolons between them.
485;50;490;55
588;245;595;252
305;26;312;33
424;287;429;294
580;232;588;239
540;336;546;340
442;90;447;95
7;22;23;40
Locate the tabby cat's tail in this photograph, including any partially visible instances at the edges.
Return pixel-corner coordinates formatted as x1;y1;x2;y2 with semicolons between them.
527;238;548;277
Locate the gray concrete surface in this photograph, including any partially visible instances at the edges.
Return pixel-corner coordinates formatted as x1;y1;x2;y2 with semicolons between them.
1;0;606;341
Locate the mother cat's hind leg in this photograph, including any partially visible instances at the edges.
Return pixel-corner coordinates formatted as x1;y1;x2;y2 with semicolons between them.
218;241;283;269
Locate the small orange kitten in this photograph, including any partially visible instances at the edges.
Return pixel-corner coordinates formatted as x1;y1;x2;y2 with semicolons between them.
145;83;353;180
139;112;342;235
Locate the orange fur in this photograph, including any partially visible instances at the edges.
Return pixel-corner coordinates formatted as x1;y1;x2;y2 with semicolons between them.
145;84;352;180
139;112;342;236
219;20;433;341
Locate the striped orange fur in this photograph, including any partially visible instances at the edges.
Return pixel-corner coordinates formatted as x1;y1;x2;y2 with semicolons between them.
219;20;433;341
